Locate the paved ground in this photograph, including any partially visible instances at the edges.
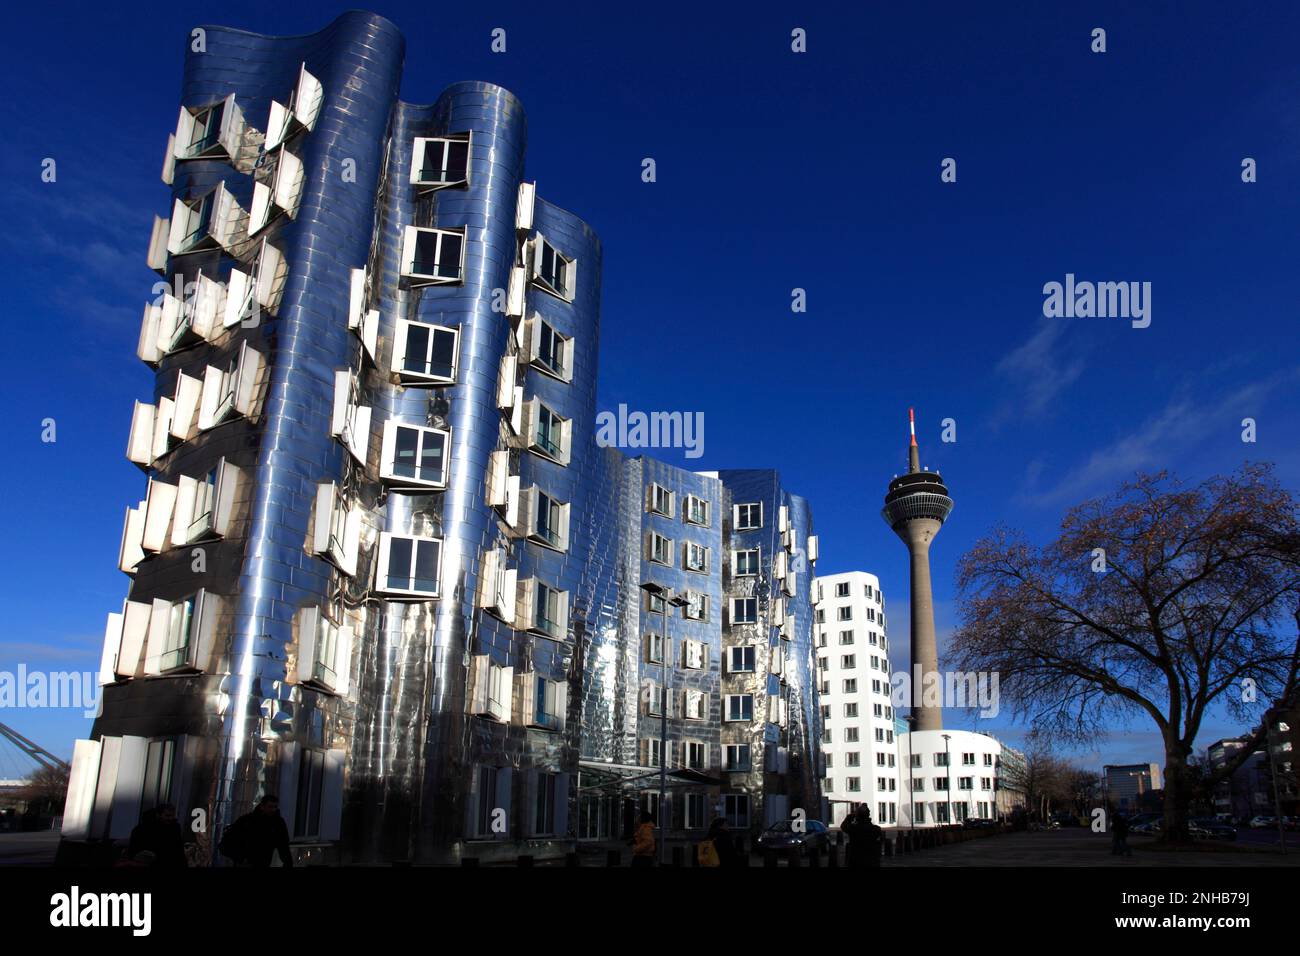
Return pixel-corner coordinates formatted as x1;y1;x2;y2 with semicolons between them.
0;831;60;866
886;829;1300;867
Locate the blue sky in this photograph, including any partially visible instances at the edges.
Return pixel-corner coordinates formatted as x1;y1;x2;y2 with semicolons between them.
1;1;1297;773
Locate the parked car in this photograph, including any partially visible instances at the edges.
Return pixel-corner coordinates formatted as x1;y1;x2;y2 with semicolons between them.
757;820;831;856
1248;815;1278;829
1131;819;1162;835
961;817;998;830
1123;812;1161;829
1191;817;1238;840
1283;817;1300;832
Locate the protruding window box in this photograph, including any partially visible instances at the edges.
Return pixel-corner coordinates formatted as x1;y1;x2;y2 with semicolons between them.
198;341;265;430
469;654;513;720
683;542;710;574
506;265;527;318
347;267;378;361
392;319;459;384
296;607;352;696
331;370;372;465
136;293;182;367
379;420;448;489
486;449;521;530
807;534;819;563
400;226;465;286
516;672;567;732
184;459;241;543
309;482;361;577
518;578;569;641
248;147;305;235
147;216;170;274
521;314;574;383
224;239;287;327
528;233;576;302
143;590;218;675
99;600;152;683
522;398;572;466
170;370;204;443
684;495;710;527
172;94;246;165
411;134;470;190
376;532;442;599
515;181;535;232
118;500;146;574
265;62;323;150
496;352;524;434
477;548;517;625
521;485;570;553
141;477;180;553
167;183;246;258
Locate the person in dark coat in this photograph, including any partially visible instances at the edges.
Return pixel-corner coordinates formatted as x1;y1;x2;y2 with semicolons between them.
1111;812;1132;857
220;795;294;867
707;817;743;867
127;804;189;867
841;804;884;867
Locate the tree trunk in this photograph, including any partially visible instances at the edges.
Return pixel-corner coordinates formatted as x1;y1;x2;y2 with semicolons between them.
1162;741;1193;844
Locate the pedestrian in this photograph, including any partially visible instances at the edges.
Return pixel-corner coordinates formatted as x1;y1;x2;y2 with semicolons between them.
700;817;742;868
218;795;294;867
841;804;883;867
630;810;656;867
1111;813;1132;857
127;803;190;867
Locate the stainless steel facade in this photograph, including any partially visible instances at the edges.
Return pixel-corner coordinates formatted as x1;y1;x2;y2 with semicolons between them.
67;11;822;865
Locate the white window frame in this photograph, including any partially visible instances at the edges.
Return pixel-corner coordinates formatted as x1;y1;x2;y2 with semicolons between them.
331;369;372;465
683;541;709;574
680;639;706;670
726;645;755;673
683;494;710;526
296;606;353;695
647;530;672;566
682;591;707;622
725;744;752;771
645;632;666;664
400;225;466;285
375;532;443;598
309;482;361;577
172;94;244;163
168;183;245;257
724;694;753;722
529;233;576;302
730;598;758;625
410;133;471;189
524;398;572;466
265;62;323;150
733;547;760;577
185;459;240;543
526;486;570;553
733;502;763;531
248;146;305;235
391;318;460;385
648;483;674;517
379;419;449;489
521;314;574;383
683;689;706;721
477;548;517;625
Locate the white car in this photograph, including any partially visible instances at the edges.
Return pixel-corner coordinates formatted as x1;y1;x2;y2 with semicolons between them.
1248;815;1277;829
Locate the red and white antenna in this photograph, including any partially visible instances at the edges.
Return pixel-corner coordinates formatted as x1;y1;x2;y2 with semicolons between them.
909;407;917;447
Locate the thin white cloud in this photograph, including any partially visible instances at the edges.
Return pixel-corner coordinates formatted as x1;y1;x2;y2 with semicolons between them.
991;320;1088;426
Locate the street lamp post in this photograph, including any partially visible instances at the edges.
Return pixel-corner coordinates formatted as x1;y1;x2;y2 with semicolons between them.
641;581;688;866
906;715;916;832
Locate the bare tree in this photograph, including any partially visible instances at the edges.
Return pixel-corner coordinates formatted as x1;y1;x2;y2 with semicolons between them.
951;464;1300;843
18;764;69;815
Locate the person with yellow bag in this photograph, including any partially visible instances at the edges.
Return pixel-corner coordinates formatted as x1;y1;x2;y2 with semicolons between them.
698;817;741;867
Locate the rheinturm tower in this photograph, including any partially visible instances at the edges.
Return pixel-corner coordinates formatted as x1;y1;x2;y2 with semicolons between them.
881;409;953;732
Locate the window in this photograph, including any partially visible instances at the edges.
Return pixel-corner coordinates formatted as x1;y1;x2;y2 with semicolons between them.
727;645;755;673
684;495;709;526
684;741;706;770
845;752;861;768
820;681;830;695
645;590;666;615
376;533;442;597
724;744;752;771
528;488;570;552
725;695;753;722
841;655;856;669
645;633;666;664
147;591;217;674
265;63;323;150
846;778;861;793
533;771;557;836
310;483;360;577
468;655;512;721
523;315;573;382
477;548;517;625
935;803;950;823
392;319;459;384
526;580;569;640
329;370;371;464
837;607;853;621
185;459;239;542
198;342;265;431
815;609;825;623
173;95;242;161
733;502;762;530
842;679;857;694
296;606;353;695
981;777;992;790
730;598;758;625
839;630;854;645
844;703;858;718
248;146;305;234
141;738;176;812
683;689;706;720
733;548;760;577
531;234;575;301
983;754;994;766
683;591;707;622
820;704;831;720
825;753;834;768
844;728;859;743
873;703;883;717
167;183;244;256
293;748;326;839
935;777;950;791
526;399;572;465
962;752;976;766
411;134;470;188
912;777;924;792
913;803;925;824
684;542;709;573
648;483;674;516
724;794;750;829
822;728;832;743
835;582;850;597
935;752;949;767
876;753;886;766
401;226;465;284
645;683;667;718
380;421;448;488
474;765;504;837
959;777;974;791
818;657;828;671
680;639;706;670
529;675;566;731
648;531;672;565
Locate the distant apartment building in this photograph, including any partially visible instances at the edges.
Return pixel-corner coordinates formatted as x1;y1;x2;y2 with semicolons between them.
1205;738;1272;821
812;571;900;826
1104;763;1163;814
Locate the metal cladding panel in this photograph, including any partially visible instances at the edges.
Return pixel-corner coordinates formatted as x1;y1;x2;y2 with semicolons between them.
715;469;822;833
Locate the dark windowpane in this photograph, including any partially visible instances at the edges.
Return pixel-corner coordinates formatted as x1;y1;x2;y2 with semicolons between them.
446;140;469;181
386;537;413;591
393;426;419;479
436;233;463;279
429;329;456;379
414;539;440;594
412;232;441;275
419;432;445;484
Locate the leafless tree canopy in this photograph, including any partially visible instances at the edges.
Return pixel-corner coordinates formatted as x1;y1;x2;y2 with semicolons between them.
951;464;1300;839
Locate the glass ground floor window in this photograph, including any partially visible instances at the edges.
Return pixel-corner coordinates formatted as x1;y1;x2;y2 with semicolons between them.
724;793;750;830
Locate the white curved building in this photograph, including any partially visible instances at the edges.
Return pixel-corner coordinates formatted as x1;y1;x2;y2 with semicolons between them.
899;728;1004;826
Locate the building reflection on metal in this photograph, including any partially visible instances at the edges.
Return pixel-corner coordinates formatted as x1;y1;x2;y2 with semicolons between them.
64;11;822;865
